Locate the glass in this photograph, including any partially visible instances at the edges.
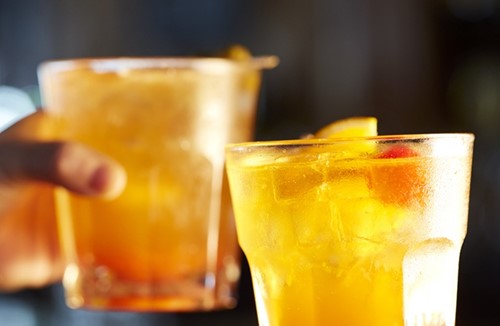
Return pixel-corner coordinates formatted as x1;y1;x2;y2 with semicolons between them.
225;134;474;326
37;56;277;312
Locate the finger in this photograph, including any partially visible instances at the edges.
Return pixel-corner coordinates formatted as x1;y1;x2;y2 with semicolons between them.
1;110;53;141
0;141;127;199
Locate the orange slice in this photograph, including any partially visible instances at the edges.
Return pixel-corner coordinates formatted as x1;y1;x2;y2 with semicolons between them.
220;44;260;92
315;116;378;139
313;117;378;156
222;44;253;61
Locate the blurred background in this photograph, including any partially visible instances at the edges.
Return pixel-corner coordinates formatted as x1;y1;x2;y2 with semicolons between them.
1;0;500;325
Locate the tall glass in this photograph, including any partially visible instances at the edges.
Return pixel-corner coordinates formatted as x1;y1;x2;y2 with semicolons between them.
37;56;277;312
226;134;474;326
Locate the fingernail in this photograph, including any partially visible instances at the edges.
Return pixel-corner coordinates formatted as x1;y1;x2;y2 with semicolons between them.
89;164;127;199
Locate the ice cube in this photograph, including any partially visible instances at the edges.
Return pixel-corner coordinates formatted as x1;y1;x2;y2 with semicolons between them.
271;162;324;201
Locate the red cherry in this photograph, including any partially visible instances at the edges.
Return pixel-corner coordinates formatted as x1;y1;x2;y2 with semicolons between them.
378;145;418;159
371;145;427;206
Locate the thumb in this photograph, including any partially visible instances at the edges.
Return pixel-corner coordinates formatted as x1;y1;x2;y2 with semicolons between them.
0;141;127;199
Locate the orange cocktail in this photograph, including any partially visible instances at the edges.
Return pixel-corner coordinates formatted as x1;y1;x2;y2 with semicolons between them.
38;56;277;311
226;133;474;325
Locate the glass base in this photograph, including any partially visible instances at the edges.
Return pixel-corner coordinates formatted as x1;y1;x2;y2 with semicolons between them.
62;263;239;312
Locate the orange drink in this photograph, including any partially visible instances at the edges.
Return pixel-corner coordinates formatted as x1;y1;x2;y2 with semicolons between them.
226;133;474;325
37;56;277;311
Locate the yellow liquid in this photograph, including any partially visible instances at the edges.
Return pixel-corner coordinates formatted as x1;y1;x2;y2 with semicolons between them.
40;59;262;311
226;140;472;326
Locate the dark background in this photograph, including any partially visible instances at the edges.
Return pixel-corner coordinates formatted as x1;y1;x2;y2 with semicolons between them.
1;0;500;325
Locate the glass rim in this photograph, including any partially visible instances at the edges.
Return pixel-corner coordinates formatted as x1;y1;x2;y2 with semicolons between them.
226;133;475;150
37;55;279;75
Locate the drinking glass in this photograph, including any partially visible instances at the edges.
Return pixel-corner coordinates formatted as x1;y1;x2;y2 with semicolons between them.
226;134;474;326
38;56;277;311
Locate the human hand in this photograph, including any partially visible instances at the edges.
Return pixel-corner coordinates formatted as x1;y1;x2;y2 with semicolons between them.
0;111;126;291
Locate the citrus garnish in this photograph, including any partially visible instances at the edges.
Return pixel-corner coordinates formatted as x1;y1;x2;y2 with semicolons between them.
220;44;260;92
222;44;253;61
311;116;378;156
314;116;378;139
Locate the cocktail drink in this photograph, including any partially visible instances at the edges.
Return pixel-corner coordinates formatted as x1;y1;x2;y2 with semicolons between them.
226;133;474;326
37;56;277;311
